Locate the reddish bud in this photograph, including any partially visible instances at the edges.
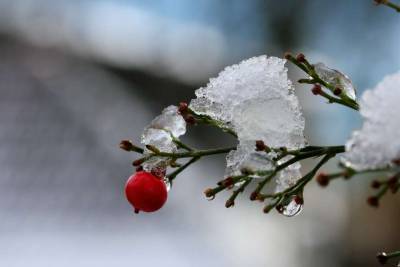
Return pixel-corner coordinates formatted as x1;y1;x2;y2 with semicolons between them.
178;102;188;113
132;158;144;166
391;158;400;165
135;166;143;172
222;177;234;187
184;114;196;125
296;53;306;62
255;140;266;151
120;140;134;151
275;204;284;213
367;196;379;207
225;199;235;208
294;195;304;205
316;172;329;187
312;84;322;95
204;188;214;199
374;0;387;5
250;191;258;201
371;180;381;189
376;252;388;264
333;87;342;96
284;52;292;60
263;205;273;213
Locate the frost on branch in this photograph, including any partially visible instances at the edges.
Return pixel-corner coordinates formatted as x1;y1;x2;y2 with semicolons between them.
341;71;400;171
141;105;186;172
190;55;306;191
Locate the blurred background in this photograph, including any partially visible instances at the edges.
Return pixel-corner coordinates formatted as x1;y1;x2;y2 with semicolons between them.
0;0;399;266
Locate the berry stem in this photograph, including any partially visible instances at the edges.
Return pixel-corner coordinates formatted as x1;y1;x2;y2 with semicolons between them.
167;156;201;182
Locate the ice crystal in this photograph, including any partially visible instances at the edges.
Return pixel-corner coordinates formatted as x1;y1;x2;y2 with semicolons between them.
190;55;306;190
141;105;186;171
341;71;400;171
313;62;356;100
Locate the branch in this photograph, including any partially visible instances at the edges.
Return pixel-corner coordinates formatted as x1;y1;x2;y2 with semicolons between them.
285;53;359;111
374;0;400;12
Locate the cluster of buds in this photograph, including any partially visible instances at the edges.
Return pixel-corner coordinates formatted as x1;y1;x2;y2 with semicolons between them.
367;173;399;207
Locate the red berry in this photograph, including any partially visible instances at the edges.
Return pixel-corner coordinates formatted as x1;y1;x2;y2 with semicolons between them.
125;171;168;213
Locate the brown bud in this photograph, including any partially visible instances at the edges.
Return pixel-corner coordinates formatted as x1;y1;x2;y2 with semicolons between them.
312;84;322;95
376;252;388;264
284;52;292;60
263;205;273;213
178;102;189;113
296;53;306;62
120;140;134;151
132;158;144;166
275;204;284;213
204;188;214;199
392;158;400;165
135;166;143;172
316;172;329;187
222;177;234;187
333;87;342;96
225;199;235;208
184;114;196;125
250;191;258;201
294;195;304;205
371;180;381;189
255;140;266;151
367;196;379;207
374;0;388;5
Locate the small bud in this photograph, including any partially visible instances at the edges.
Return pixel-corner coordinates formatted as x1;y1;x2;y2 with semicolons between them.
132;158;144;166
284;52;292;60
294;195;304;205
250;191;258;201
225;199;235;208
387;176;397;186
296;53;306;62
392;158;400;165
204;188;214;199
222;177;234;187
316;172;329;187
275;204;284;213
135;166;143;172
333;87;342;96
134;208;140;214
374;0;388;5
263;204;273;213
376;252;388;264
178;102;189;113
312;84;322;95
120;140;134;151
255;140;266;151
371;180;381;189
184;114;196;125
367;196;379;207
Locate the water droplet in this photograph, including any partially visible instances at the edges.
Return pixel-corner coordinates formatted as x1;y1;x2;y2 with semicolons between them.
313;62;356;101
280;195;303;217
163;177;171;192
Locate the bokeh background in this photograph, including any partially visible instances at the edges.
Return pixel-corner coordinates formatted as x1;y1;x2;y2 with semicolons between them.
0;1;399;266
